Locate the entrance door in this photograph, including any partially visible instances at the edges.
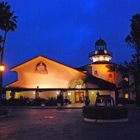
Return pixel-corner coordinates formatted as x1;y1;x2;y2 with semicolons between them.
75;92;84;103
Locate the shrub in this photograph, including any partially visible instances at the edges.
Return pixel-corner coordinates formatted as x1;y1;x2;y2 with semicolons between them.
83;105;128;120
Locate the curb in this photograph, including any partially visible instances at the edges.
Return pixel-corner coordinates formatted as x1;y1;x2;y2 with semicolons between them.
84;117;128;123
1;106;83;109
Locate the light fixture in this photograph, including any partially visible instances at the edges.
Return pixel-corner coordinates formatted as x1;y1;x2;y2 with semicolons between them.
125;93;129;99
0;64;5;72
68;92;71;96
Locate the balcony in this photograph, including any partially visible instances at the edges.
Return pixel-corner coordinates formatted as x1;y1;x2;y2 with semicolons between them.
89;50;112;58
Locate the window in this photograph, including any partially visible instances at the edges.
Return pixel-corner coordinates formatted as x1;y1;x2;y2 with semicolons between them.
123;77;128;82
109;73;112;78
124;93;129;99
94;70;98;75
76;84;82;89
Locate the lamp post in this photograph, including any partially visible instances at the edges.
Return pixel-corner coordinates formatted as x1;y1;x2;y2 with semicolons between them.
0;64;5;98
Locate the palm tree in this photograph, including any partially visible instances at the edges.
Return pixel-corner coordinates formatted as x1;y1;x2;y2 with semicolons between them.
0;1;17;97
0;1;17;63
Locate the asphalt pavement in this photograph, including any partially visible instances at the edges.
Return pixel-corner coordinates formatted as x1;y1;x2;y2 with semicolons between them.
0;105;140;140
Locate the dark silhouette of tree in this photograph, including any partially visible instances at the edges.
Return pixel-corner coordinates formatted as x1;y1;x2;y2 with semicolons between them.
0;1;17;63
0;1;17;97
125;13;140;106
107;63;129;101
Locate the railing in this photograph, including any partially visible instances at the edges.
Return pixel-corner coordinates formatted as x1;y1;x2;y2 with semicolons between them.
89;50;112;57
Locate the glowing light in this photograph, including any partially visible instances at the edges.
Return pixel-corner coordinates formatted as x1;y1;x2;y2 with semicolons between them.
56;91;59;95
92;55;111;62
124;77;128;82
68;92;71;96
104;57;110;61
99;56;104;61
104;50;107;54
91;92;94;94
93;57;100;62
125;93;129;99
0;64;5;72
95;50;98;54
76;84;82;89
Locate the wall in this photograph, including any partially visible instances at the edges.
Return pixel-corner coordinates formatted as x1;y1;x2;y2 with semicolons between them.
91;63;117;84
8;56;85;88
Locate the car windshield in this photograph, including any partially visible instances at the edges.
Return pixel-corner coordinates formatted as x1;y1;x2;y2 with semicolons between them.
95;96;114;107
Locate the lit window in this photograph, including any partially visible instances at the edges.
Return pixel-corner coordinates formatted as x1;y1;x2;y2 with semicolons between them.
76;84;82;89
124;93;129;99
95;50;98;54
68;92;71;96
104;57;110;61
104;50;107;54
124;77;128;82
99;56;104;61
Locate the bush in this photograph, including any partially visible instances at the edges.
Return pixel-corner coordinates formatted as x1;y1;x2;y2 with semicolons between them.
0;97;69;106
118;98;135;105
0;99;7;106
83;105;128;120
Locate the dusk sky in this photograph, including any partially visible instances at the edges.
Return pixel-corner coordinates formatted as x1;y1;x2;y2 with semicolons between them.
2;0;140;85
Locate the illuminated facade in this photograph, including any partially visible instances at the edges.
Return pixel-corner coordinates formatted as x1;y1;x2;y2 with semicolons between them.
84;38;118;84
80;38;133;101
6;38;118;104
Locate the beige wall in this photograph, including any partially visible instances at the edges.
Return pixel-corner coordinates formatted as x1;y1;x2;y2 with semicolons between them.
8;56;85;88
91;64;117;84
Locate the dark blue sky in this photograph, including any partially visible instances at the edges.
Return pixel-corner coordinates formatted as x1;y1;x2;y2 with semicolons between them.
3;0;140;85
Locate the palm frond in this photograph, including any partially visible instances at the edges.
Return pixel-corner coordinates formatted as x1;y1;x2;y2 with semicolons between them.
0;1;17;32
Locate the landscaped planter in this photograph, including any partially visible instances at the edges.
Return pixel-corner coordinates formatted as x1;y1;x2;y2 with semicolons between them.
83;105;128;122
83;95;128;122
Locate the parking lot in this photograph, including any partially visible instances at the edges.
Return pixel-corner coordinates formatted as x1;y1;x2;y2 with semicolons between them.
0;105;140;140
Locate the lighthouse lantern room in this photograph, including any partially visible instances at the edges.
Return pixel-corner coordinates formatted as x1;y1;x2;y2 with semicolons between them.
89;38;112;63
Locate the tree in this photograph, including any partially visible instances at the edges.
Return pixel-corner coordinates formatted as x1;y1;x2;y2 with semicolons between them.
0;1;17;97
0;1;17;63
125;13;140;106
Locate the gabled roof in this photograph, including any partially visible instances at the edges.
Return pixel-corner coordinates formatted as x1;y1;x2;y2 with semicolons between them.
11;55;85;75
8;55;116;90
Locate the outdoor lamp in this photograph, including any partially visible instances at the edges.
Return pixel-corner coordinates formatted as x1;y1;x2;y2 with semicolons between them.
0;64;5;72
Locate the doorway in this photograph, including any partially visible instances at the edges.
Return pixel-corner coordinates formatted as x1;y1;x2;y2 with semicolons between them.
75;91;84;103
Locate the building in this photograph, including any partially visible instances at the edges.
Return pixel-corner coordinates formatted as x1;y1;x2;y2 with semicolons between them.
6;38;119;104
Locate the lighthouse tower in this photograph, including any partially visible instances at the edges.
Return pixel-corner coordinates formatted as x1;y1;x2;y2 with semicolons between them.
89;38;116;83
89;38;112;63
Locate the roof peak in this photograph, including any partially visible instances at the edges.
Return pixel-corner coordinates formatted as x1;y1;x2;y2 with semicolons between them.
95;38;107;46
